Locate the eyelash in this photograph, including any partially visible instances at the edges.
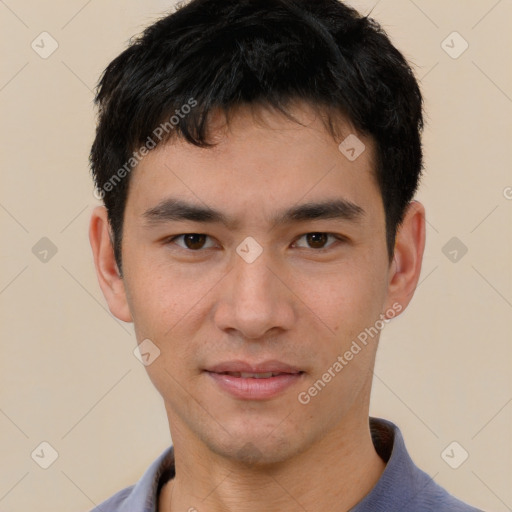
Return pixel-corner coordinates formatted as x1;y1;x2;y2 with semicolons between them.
164;233;346;252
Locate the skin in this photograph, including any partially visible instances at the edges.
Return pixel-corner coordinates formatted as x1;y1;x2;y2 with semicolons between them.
90;102;425;512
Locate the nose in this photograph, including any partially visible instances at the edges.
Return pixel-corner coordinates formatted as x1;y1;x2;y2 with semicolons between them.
213;250;296;341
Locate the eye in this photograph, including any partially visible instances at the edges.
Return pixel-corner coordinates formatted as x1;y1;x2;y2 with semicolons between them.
165;232;345;252
167;233;217;251
293;232;343;250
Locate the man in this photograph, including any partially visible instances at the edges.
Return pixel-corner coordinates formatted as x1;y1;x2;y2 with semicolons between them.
88;0;483;510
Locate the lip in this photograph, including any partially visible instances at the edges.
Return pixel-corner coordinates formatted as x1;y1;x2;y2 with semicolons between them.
206;360;302;374
205;360;304;400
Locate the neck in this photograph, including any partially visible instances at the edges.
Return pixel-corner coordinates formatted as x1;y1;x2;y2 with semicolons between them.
159;414;386;512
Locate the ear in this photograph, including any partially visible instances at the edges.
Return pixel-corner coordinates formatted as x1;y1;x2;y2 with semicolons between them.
89;206;133;323
383;200;426;316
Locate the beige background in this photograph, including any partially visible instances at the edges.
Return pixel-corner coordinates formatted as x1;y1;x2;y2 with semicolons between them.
1;0;511;511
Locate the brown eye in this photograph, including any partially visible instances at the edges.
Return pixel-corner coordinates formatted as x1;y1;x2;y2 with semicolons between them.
183;234;207;250
306;233;329;249
294;232;340;250
169;234;216;251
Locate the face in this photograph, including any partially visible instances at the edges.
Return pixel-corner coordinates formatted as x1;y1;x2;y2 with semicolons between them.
92;103;422;466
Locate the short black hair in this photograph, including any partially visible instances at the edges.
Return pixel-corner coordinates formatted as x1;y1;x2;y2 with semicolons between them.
90;0;423;274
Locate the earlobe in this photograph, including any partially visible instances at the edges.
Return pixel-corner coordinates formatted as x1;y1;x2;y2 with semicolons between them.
89;206;133;323
384;200;426;315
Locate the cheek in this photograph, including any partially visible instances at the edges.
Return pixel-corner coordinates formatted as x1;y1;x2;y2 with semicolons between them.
295;255;387;339
125;252;205;328
126;264;204;399
124;257;219;365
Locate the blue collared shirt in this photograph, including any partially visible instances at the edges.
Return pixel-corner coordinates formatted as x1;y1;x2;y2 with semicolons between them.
90;417;483;511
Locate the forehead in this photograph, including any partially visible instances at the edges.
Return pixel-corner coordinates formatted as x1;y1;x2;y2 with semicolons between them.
125;103;383;226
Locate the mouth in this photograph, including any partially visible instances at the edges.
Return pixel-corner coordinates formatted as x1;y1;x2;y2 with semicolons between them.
214;371;302;379
204;361;305;400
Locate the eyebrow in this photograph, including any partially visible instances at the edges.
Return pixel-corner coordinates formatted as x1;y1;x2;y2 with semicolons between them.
142;197;365;229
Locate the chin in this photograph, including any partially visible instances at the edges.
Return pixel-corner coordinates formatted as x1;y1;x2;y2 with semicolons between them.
202;425;304;468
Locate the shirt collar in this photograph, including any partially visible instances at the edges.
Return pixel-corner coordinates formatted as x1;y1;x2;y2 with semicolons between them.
351;417;428;511
113;417;427;512
116;443;175;512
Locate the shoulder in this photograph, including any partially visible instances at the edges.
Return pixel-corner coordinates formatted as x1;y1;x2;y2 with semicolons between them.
356;418;485;512
88;485;135;512
404;471;484;511
87;445;175;512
